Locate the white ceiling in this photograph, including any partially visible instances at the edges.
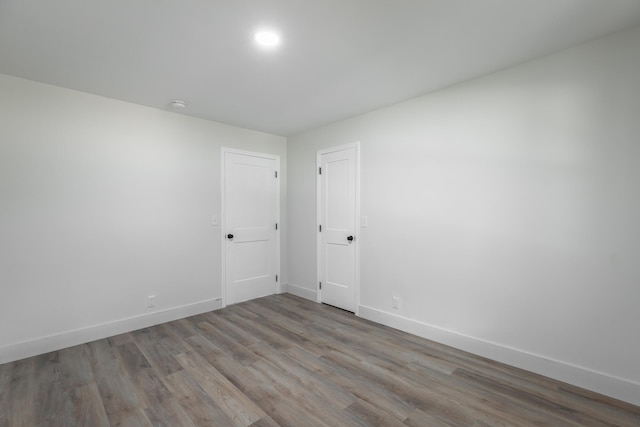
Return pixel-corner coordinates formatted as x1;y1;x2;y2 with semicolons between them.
2;0;640;136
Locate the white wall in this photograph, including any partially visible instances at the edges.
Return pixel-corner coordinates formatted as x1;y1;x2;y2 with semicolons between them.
287;26;640;405
0;74;287;362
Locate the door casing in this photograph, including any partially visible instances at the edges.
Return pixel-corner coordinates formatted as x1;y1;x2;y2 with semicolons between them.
221;147;280;307
316;142;361;314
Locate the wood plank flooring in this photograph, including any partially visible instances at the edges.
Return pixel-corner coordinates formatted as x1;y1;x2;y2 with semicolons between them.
1;294;639;426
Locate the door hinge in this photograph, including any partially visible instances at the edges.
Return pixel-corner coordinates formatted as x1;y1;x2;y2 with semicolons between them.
318;167;322;175
275;223;278;230
276;275;279;282
319;282;322;290
275;171;278;178
319;224;322;232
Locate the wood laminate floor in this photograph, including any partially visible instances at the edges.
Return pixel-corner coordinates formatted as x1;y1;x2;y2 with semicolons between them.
1;294;638;426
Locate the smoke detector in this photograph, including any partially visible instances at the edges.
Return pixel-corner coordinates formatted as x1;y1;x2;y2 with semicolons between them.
169;100;187;110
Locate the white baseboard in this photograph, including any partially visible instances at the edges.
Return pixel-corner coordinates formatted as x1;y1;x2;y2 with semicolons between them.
284;283;317;302
358;304;640;407
0;297;223;365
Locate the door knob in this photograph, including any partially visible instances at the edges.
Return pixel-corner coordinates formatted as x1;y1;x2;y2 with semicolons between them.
347;235;354;242
227;234;234;239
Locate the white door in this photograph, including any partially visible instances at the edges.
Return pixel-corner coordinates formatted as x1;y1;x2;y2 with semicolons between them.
222;149;279;305
318;143;359;313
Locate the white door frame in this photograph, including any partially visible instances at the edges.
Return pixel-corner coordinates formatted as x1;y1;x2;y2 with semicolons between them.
316;142;361;315
221;147;280;308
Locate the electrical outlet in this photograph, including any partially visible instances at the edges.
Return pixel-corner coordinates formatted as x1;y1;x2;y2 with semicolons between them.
147;295;156;308
392;297;400;310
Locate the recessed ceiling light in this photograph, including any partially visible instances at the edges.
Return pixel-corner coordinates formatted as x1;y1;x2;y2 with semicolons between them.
253;31;280;47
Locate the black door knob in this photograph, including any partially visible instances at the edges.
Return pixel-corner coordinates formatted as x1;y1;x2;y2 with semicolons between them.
347;235;354;242
227;234;234;239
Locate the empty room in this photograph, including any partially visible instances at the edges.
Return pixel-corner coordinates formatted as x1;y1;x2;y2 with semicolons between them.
1;1;640;426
